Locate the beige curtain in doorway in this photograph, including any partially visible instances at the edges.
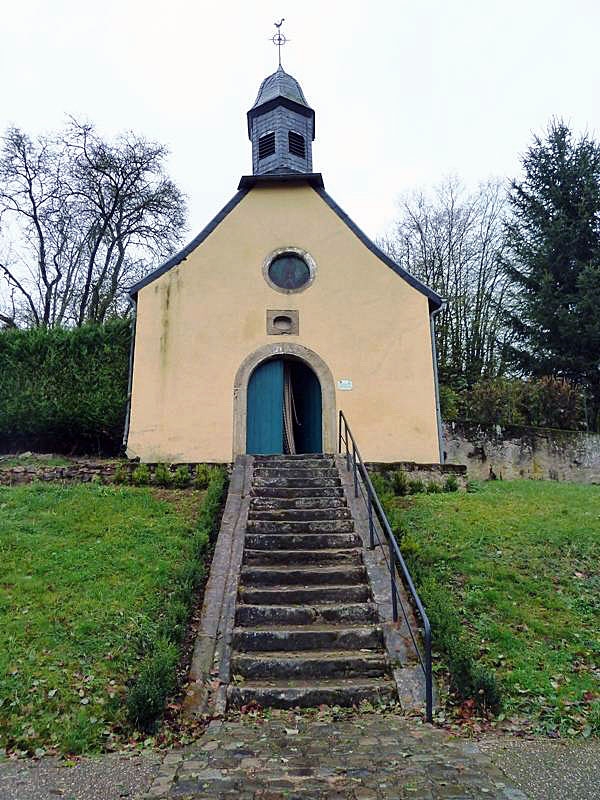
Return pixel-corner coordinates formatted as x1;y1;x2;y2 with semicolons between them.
283;363;299;455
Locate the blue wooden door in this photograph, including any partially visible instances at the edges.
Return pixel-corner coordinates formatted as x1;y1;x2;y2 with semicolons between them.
292;361;322;453
246;359;284;454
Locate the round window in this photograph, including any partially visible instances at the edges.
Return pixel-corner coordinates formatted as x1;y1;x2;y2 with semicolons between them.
268;253;311;291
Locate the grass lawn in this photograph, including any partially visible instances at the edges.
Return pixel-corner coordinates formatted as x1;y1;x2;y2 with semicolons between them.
0;482;210;755
393;480;600;736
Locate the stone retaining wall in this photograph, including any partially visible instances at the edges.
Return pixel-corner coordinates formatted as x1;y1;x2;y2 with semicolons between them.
4;427;599;487
443;422;600;484
0;461;226;487
367;461;468;490
1;458;468;489
0;462;119;486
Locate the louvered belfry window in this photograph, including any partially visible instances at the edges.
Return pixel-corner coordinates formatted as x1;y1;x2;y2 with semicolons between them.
258;132;275;160
288;131;306;158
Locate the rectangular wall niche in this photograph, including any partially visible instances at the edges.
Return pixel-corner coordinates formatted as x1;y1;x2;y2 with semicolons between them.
266;309;299;335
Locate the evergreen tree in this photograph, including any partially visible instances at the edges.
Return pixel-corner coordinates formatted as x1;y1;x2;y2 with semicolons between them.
505;120;600;430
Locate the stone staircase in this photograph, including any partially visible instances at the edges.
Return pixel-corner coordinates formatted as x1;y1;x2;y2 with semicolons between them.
227;453;397;709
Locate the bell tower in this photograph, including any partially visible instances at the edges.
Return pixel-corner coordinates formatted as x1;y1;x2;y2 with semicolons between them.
247;63;315;175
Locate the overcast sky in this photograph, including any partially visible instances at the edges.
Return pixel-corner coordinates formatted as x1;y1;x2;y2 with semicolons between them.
2;0;600;242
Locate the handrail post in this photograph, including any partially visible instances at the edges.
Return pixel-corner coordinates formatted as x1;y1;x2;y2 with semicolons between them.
367;489;374;550
389;538;399;623
352;443;358;498
425;628;433;723
338;410;342;454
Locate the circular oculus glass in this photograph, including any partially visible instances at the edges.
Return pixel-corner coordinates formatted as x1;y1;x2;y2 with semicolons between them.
268;253;311;291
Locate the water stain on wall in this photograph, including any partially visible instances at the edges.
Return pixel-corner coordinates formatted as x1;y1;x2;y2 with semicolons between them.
160;282;172;360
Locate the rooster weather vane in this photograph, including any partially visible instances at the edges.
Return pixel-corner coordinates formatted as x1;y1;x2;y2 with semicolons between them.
271;19;288;67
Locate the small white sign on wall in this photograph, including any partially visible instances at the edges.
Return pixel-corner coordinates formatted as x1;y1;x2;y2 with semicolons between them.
337;379;353;391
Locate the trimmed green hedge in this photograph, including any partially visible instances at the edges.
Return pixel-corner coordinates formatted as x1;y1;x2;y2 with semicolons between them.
0;321;131;454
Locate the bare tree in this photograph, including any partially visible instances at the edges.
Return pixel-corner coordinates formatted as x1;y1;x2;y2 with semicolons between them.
380;177;513;386
0;121;186;328
0;128;69;327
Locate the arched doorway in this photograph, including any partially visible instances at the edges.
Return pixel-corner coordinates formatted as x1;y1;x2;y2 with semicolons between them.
246;357;322;454
233;343;337;459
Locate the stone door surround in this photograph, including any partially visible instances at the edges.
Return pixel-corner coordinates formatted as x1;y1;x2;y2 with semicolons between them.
232;343;336;458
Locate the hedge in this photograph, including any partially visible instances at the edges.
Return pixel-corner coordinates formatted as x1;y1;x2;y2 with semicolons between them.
0;320;131;455
440;376;587;431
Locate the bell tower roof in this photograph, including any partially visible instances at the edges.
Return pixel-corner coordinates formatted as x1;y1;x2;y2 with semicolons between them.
251;65;310;110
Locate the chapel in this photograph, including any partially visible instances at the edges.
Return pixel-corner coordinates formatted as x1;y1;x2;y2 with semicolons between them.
124;63;443;464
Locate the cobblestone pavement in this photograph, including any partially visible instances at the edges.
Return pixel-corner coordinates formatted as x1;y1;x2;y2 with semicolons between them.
4;718;598;799
145;713;529;799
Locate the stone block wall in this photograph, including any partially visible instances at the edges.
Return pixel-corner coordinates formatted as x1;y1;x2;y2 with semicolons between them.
0;462;118;486
366;461;468;490
0;460;226;487
443;422;600;484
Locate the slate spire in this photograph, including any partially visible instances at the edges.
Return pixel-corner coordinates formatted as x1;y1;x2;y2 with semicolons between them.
247;66;315;175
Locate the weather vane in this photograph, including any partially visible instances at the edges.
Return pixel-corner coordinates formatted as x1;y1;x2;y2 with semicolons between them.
271;19;288;67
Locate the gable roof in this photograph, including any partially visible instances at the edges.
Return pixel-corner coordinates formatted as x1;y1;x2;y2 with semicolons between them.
128;175;443;312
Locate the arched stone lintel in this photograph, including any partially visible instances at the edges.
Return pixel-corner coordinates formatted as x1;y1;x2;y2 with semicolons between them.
233;343;337;458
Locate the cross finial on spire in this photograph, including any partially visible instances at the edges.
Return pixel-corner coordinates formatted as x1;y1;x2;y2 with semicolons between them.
272;18;287;67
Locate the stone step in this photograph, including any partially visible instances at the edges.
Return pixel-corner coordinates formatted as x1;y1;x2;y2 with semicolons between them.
235;602;378;627
252;477;342;489
245;532;362;551
239;584;371;605
232;624;383;652
248;507;351;522
243;548;362;567
250;496;348;510
253;459;337;470
231;650;388;680
228;678;397;709
250;486;345;499
246;519;354;534
253;467;340;479
254;453;333;461
240;564;366;587
225;452;397;714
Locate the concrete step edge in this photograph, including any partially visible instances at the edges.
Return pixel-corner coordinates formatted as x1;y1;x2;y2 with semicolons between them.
227;680;397;709
231;648;385;661
236;600;377;612
241;565;365;574
233;624;382;633
243;547;362;554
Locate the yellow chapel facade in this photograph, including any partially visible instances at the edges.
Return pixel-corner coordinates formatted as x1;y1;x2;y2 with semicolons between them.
124;67;444;464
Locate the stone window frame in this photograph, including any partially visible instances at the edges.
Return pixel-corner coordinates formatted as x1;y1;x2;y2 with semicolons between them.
266;309;300;335
262;246;317;295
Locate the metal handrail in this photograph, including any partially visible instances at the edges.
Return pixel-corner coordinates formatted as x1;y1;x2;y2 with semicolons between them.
338;410;433;722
